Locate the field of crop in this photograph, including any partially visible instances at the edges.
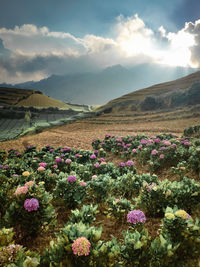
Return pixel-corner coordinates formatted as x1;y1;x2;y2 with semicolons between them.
0;106;88;142
0;129;200;266
0;105;200;266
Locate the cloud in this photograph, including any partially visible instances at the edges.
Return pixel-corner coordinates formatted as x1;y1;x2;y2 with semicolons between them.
0;24;85;55
184;19;200;67
0;15;199;83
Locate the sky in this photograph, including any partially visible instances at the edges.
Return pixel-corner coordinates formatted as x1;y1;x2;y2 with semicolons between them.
0;0;200;83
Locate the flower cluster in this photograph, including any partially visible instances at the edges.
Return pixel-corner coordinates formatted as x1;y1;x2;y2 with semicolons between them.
67;175;76;182
127;210;146;224
39;162;47;168
174;209;191;220
72;236;91;256
24;198;39;212
14;181;36;196
65;159;72;164
15;186;28;196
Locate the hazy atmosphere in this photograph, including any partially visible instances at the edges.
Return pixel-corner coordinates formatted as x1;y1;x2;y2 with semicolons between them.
0;0;200;104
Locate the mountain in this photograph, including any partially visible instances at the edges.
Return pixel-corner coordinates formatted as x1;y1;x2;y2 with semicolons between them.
0;64;198;105
98;71;200;112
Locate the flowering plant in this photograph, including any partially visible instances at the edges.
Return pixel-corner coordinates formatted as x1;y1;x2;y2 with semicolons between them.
53;174;87;208
5;182;55;238
72;236;91;256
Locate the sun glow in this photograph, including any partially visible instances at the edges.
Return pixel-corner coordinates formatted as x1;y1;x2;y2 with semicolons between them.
160;30;196;67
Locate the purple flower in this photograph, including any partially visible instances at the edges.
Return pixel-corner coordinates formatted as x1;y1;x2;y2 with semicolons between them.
75;153;80;158
126;160;134;166
55;158;62;163
154;138;160;143
49;149;54;152
119;162;125;167
127;210;146;224
90;154;96;160
138;145;142;150
94;150;99;154
99;158;105;162
24;198;39;212
141;139;147;145
65;159;72;164
132;148;137;153
67;175;76;182
159;146;166;151
151;149;158;155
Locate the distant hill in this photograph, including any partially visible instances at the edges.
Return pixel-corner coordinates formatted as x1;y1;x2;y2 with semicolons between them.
0;87;42;106
16;93;70;109
1;64;197;105
98;71;200;112
0;87;92;110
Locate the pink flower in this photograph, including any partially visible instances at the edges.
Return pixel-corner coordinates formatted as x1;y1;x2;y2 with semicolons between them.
90;154;96;160
24;181;35;188
37;166;45;172
94;163;100;168
24;198;39;212
115;198;120;202
53;164;58;169
132;148;137;153
162;140;171;146
65;159;72;164
92;175;98;179
39;162;47;168
160;154;165;159
80;181;87;186
151;149;158;155
14;186;28;196
72;237;91;256
119;162;125;167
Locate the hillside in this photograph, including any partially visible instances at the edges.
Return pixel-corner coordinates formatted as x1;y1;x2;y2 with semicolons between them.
16;93;69;109
0;87;42;106
1;64;196;105
99;71;200;112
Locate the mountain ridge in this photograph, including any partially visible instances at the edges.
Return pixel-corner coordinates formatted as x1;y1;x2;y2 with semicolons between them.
0;64;197;105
